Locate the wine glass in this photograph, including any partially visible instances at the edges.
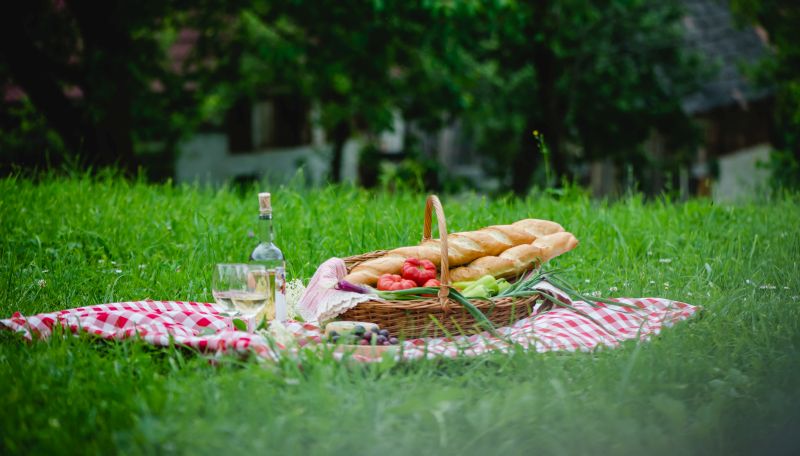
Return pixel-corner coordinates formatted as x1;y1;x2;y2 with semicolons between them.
211;263;271;324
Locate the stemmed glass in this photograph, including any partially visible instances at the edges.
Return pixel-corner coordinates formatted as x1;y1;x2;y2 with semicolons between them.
211;263;271;326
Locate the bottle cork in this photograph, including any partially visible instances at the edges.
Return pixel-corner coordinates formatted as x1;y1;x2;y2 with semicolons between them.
258;192;272;215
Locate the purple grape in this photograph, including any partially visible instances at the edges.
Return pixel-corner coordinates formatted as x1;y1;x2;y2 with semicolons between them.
376;335;387;344
382;341;391;346
379;329;390;337
389;337;399;345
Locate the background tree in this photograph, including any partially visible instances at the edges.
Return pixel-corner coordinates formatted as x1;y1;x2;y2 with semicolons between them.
0;0;189;174
730;0;800;189
2;0;704;193
458;0;701;194
221;0;485;182
0;0;485;181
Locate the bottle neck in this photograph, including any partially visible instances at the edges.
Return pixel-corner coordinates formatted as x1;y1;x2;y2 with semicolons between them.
259;213;275;244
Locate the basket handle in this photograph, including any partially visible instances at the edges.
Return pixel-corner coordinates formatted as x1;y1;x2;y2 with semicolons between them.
422;195;452;311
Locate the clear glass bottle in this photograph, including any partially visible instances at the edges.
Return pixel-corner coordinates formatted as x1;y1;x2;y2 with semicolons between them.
249;192;287;322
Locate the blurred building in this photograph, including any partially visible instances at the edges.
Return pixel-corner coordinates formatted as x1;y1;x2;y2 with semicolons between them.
589;0;773;200
678;0;773;201
176;97;333;186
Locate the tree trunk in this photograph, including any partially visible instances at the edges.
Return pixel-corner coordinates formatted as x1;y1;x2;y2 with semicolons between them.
79;75;134;170
329;121;350;182
511;41;565;194
67;0;136;171
511;118;541;195
535;42;567;185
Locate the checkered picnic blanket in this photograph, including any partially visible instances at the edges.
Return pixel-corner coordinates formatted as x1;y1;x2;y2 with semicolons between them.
0;281;697;362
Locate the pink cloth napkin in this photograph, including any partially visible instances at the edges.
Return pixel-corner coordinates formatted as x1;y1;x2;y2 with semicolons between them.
296;258;377;324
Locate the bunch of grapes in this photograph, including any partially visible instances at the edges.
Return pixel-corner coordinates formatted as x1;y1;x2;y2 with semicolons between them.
328;326;399;346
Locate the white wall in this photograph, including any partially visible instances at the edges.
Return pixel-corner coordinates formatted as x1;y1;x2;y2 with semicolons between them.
175;133;364;186
713;143;771;202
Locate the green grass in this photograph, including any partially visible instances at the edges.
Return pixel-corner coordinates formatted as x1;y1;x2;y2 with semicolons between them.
1;174;799;455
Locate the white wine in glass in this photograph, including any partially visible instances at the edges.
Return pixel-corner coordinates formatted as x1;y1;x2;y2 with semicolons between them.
212;263;270;322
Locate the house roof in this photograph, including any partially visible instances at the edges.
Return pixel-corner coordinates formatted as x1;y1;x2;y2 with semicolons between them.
680;0;772;114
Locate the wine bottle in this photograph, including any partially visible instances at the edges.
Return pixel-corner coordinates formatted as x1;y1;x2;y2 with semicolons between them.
249;192;287;321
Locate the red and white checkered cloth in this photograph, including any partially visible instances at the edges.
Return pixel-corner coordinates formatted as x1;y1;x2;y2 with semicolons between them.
0;281;697;362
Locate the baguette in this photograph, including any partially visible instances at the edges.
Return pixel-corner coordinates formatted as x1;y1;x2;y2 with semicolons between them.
343;219;565;285
449;231;579;282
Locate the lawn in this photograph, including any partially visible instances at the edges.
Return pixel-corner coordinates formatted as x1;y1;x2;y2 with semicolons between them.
1;174;799;455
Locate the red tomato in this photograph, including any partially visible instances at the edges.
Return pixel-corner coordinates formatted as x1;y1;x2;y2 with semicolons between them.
377;274;417;291
401;258;437;287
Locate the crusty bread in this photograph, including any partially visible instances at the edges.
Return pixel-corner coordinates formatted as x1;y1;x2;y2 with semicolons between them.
343;219;565;285
449;231;579;282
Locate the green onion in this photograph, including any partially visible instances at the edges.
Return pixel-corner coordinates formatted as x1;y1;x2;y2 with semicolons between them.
375;286;440;300
447;288;498;336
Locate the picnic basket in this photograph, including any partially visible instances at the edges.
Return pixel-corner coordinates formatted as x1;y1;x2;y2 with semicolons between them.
339;195;542;338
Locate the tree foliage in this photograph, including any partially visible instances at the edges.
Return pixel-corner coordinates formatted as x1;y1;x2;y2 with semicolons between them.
2;0;703;191
730;0;800;189
454;0;701;192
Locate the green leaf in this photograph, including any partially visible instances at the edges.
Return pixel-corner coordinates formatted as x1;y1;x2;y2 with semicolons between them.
332;73;352;95
232;319;248;332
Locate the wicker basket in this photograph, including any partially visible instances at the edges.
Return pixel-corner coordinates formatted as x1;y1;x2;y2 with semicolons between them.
339;195;541;339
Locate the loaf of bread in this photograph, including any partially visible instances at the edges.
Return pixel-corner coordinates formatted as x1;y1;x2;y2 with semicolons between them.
343;219;565;285
449;231;579;282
